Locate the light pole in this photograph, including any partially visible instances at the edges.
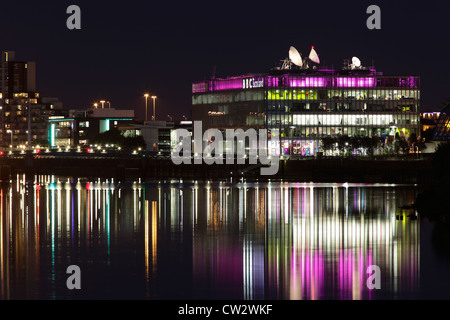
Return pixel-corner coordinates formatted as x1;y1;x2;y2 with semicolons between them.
6;129;12;150
151;95;157;121
100;100;106;109
144;93;149;122
94;102;98;108
27;93;31;151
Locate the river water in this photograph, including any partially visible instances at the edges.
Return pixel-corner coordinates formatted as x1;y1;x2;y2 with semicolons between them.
0;175;449;300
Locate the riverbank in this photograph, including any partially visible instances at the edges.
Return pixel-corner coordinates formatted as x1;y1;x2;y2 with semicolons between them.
0;155;433;184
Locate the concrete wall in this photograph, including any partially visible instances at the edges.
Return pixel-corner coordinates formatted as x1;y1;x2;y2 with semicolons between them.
92;108;134;118
424;141;444;153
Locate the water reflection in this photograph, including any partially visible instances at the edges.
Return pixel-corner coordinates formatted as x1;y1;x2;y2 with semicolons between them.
0;176;422;299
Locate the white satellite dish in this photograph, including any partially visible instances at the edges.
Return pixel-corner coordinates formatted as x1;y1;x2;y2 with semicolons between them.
352;56;361;68
289;46;303;67
309;47;320;64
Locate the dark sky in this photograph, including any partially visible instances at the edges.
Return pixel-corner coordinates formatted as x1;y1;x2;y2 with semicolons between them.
1;0;449;120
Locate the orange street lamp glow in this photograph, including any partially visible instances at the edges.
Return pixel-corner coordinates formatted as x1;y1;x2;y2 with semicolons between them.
144;93;149;122
151;96;157;121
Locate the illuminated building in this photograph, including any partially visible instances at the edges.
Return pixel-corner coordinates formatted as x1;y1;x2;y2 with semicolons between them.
4;93;65;147
47;117;75;147
432;102;450;141
56;107;136;147
0;51;66;148
49;108;192;150
192;52;421;157
127;120;192;154
1;51;38;147
421;112;440;131
0;51;36;99
131;121;173;153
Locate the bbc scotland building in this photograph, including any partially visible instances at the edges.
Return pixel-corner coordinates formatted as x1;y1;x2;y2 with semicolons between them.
192;49;420;157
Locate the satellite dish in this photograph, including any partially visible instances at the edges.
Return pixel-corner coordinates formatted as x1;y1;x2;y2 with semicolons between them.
289;46;303;67
352;56;361;68
309;47;320;64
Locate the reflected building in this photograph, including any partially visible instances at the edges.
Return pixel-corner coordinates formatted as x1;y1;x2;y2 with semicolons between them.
191;183;420;299
264;186;420;299
0;178;421;299
0;176;146;299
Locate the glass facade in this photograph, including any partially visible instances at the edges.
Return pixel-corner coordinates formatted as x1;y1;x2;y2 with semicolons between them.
432;103;450;141
192;69;421;157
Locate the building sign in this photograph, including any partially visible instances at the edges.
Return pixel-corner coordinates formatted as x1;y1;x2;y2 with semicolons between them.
242;77;264;89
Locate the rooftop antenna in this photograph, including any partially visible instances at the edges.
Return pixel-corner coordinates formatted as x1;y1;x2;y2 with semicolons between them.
300;46;320;69
280;58;292;70
309;46;320;64
277;45;320;70
351;56;362;69
289;46;303;68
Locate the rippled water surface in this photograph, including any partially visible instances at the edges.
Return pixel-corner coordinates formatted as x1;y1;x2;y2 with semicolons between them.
1;175;449;299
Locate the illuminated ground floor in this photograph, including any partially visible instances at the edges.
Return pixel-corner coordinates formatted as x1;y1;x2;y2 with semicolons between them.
268;127;420;157
269;139;320;157
266;112;421;156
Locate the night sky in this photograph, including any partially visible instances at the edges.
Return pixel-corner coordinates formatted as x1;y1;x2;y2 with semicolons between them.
1;0;449;120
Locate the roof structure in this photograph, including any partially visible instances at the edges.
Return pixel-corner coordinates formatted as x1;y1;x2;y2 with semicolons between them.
432;100;450;140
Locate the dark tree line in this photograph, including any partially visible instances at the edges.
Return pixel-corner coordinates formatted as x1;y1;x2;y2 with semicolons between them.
416;141;450;221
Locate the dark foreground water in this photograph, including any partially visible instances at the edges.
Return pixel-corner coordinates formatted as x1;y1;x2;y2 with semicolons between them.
0;175;449;300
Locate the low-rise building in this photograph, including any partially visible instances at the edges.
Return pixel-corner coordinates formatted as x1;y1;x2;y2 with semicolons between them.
49;107;135;147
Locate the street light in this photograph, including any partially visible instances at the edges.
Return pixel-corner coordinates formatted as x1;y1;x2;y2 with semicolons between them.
100;100;106;109
144;93;149;122
27;93;31;151
94;102;98;108
6;130;12;150
151;95;157;121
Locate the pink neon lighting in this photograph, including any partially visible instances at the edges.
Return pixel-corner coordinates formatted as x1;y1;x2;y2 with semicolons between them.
289;77;327;87
192;75;263;93
193;75;418;93
335;77;375;87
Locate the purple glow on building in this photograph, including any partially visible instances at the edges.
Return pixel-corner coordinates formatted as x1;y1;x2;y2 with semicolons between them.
192;75;264;93
335;77;375;87
289;77;327;88
193;73;419;93
192;82;207;93
212;78;244;91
